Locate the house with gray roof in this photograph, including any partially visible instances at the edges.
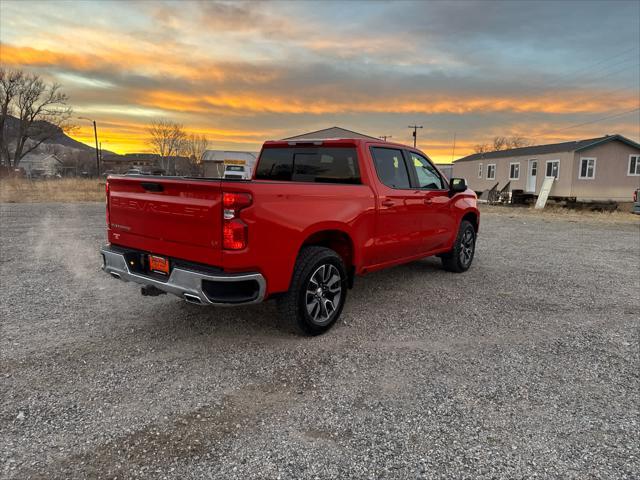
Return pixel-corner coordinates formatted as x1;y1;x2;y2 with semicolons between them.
19;152;63;178
452;134;640;202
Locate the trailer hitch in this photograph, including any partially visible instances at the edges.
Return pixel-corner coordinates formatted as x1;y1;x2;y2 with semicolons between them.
140;285;167;297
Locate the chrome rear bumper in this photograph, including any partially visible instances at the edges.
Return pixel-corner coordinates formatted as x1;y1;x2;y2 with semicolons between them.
100;245;266;306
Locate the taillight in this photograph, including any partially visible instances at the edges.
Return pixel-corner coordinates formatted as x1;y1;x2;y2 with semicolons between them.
634;190;638;202
105;180;110;227
223;218;248;250
222;192;252;250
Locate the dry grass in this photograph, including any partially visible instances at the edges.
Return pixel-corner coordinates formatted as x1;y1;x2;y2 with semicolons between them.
480;204;639;225
0;178;105;203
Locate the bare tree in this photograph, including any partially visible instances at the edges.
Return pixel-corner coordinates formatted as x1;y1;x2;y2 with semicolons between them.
474;135;533;154
506;135;532;149
0;68;72;167
148;119;186;174
0;69;23;165
473;143;491;154
492;136;508;151
493;135;532;150
183;133;209;173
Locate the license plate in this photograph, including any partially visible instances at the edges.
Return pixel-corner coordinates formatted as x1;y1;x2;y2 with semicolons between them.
149;255;169;275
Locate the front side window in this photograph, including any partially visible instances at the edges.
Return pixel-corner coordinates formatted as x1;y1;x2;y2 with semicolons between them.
255;147;360;183
579;158;596;179
546;160;560;179
409;152;444;190
629;155;640;176
487;164;496;180
478;163;483;178
509;162;520;180
370;147;411;189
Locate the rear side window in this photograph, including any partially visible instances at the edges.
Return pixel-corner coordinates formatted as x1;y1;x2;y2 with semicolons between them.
370;147;410;189
255;147;360;184
255;148;292;180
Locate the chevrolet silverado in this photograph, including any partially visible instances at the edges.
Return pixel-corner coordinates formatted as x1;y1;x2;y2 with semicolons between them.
101;138;479;335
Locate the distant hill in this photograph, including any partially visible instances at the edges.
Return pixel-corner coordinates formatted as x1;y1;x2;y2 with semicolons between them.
3;115;115;155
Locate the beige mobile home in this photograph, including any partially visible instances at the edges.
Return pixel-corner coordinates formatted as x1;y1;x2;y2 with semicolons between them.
452;135;640;202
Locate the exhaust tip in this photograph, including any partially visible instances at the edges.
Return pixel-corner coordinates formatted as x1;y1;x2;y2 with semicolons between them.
183;293;203;305
109;272;121;280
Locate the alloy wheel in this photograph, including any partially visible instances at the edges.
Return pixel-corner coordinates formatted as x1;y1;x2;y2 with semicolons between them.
305;264;342;325
459;228;475;267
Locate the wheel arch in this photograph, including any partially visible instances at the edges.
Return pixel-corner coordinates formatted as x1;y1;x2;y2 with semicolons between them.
461;209;480;233
299;226;356;287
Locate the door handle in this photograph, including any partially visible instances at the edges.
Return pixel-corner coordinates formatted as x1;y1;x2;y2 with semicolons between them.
423;197;433;204
381;199;395;207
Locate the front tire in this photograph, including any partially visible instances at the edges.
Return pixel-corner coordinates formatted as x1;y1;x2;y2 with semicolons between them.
277;246;348;335
441;220;476;273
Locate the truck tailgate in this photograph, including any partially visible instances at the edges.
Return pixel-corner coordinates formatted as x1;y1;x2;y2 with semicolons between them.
107;177;223;266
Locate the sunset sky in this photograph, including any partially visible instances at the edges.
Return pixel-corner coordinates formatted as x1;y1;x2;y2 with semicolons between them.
1;0;639;162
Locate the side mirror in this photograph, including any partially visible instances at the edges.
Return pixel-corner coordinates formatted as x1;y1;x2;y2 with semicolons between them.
449;177;467;194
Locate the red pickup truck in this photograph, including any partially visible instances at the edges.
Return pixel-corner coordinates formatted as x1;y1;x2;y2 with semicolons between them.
101;138;479;335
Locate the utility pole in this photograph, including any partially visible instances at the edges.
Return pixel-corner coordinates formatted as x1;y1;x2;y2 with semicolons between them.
378;135;392;141
408;125;423;148
78;116;100;175
451;133;457;162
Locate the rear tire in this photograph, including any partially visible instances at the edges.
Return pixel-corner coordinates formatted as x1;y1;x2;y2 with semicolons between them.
277;246;347;335
441;220;476;273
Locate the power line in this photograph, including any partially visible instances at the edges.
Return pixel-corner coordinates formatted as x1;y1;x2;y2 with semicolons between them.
518;48;639;93
490;81;638;135
578;62;640;88
475;62;639;141
568;84;639;110
542;49;639;89
531;107;640;139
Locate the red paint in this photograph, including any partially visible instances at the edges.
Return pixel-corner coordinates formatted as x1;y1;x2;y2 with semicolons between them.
106;139;479;297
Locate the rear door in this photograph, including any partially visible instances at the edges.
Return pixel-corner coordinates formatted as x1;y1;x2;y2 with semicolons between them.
369;146;427;264
404;151;456;252
107;176;223;266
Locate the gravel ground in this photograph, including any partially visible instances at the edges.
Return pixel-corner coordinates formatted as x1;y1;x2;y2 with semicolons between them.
1;203;638;479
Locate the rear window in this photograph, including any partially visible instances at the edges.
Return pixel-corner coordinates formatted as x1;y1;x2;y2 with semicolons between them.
255;147;360;184
370;147;411;189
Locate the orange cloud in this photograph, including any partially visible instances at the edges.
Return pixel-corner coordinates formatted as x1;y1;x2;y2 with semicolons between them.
1;44;95;70
136;88;637;116
70;115;639;164
4;42;635;118
1;42;274;85
72;121;276;156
